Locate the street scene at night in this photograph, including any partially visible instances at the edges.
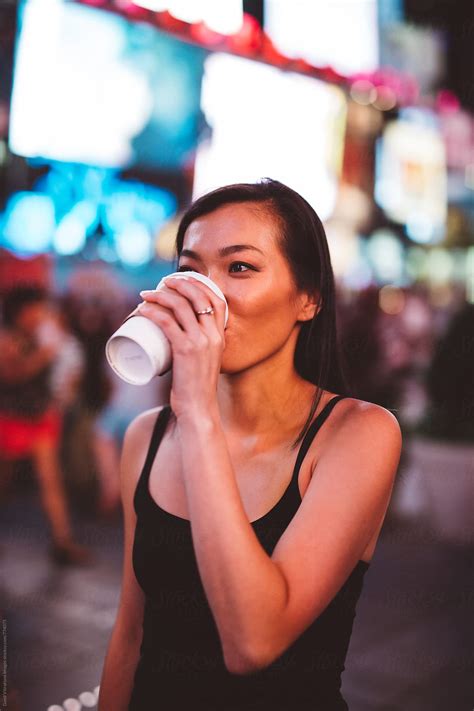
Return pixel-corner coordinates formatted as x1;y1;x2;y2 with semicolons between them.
0;1;473;710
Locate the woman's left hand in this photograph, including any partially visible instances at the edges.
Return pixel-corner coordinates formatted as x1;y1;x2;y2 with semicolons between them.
137;276;226;420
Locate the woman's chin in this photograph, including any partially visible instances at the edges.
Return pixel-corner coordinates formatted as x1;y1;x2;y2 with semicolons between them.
219;357;239;375
219;336;253;374
219;359;233;374
219;356;250;376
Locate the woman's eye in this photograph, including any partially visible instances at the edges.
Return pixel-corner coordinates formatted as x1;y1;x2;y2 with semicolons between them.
176;265;195;273
177;262;255;274
229;262;253;273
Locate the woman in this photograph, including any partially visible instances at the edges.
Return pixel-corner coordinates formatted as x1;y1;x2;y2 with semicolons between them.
99;179;402;710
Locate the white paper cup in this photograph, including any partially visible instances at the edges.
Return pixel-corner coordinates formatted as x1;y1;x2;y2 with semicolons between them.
106;313;172;385
105;272;228;385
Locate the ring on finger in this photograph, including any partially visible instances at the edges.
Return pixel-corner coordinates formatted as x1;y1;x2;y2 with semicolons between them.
195;306;215;316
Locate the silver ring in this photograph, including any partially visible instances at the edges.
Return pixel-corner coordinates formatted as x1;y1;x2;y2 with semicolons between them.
195;306;215;316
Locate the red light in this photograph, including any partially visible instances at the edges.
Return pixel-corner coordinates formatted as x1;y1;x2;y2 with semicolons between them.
190;21;224;47
227;13;262;55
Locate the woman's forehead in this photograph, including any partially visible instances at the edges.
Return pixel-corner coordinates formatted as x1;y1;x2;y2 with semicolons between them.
183;203;279;252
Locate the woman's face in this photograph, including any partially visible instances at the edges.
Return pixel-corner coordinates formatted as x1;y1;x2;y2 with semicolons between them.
178;202;316;374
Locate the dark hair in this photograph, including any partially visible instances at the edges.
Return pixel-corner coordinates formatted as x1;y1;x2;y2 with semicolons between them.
2;285;49;328
175;178;351;448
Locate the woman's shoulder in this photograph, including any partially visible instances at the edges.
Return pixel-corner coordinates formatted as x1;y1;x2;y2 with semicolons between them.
302;396;402;496
120;405;170;496
124;405;169;445
306;394;401;463
327;396;402;448
331;395;400;427
122;406;169;464
346;397;400;425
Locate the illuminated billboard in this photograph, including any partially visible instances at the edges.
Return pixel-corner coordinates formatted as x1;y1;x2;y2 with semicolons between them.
193;53;347;221
9;0;207;169
375;116;447;243
264;0;378;75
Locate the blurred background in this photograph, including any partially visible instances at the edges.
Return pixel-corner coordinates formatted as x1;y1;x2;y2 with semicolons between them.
0;1;472;709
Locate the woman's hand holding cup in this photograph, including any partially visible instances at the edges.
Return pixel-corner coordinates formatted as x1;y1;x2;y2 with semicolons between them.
135;275;227;419
105;272;228;394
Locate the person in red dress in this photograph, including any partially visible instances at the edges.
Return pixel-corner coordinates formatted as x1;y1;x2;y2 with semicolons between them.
0;285;90;565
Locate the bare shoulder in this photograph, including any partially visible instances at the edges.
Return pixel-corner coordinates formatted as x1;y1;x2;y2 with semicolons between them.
306;396;402;472
322;395;400;431
120;405;167;492
341;398;402;442
124;405;165;444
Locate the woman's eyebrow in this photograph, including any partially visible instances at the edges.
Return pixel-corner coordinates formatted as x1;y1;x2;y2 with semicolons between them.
180;245;265;260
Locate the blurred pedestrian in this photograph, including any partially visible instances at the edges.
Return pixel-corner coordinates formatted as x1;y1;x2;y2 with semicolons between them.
60;286;117;515
422;301;474;441
0;285;91;565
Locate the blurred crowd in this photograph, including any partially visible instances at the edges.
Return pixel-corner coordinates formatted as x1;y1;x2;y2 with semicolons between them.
0;268;472;566
337;283;473;442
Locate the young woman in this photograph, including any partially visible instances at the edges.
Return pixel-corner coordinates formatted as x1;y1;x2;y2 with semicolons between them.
99;179;402;710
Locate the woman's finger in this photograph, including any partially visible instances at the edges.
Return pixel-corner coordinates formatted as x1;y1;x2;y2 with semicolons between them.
161;276;226;334
139;288;209;334
137;301;185;347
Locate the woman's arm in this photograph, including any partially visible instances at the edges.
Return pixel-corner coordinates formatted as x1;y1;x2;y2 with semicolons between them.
98;409;159;711
177;402;401;674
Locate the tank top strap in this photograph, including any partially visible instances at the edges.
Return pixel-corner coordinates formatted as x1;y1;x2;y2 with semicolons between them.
291;395;347;486
144;405;172;478
134;405;172;513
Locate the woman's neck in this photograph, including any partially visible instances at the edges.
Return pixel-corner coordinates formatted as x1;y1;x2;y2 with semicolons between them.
217;357;318;440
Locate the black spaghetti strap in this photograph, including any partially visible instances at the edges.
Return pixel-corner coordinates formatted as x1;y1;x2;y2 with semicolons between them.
140;405;172;485
134;405;172;515
292;395;346;480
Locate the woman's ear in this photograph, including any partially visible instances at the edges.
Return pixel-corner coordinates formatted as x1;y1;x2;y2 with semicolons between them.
297;292;322;322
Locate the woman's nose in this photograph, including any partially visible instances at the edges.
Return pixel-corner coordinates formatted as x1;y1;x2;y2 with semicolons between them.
206;271;225;295
205;272;229;315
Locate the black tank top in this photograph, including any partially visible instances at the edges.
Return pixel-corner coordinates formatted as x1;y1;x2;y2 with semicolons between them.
130;395;370;710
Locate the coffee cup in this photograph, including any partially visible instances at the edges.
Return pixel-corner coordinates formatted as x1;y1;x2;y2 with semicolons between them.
105;272;228;385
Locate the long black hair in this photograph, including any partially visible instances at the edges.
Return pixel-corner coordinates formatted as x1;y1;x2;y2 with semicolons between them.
175;178;351;448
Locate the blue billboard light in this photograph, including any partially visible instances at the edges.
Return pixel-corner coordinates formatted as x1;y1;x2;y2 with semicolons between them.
1;192;55;254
